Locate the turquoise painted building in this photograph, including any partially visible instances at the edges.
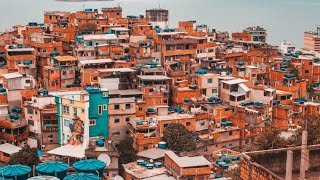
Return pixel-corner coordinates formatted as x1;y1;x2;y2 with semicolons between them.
54;88;109;147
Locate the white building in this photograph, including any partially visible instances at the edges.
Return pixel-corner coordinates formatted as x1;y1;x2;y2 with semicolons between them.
280;41;295;54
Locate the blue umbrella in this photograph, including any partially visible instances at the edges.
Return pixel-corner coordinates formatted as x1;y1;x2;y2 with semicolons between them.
0;164;31;180
73;160;106;178
64;173;99;180
36;161;69;179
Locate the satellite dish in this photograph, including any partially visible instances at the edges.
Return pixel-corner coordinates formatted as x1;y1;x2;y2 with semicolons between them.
98;153;111;167
113;175;124;180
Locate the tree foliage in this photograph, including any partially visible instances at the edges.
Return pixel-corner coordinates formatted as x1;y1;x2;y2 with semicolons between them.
8;145;40;167
163;123;196;152
289;115;320;145
253;127;287;150
116;136;137;176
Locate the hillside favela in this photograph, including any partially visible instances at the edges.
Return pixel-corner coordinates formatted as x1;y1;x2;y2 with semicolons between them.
0;1;320;180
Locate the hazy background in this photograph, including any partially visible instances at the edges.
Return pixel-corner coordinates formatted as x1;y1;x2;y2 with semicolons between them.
0;0;319;47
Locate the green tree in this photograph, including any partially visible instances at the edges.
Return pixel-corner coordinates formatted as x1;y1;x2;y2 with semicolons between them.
253;127;287;150
8;145;40;167
289;115;320;145
163;123;196;152
116;136;137;176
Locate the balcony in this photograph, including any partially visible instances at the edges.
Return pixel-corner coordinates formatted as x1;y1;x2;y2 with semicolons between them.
164;49;196;57
0;119;27;129
0;132;28;142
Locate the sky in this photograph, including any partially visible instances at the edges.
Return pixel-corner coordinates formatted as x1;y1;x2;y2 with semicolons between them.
0;0;319;47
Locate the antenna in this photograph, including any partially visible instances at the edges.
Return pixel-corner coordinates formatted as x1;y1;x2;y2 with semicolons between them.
98;153;111;167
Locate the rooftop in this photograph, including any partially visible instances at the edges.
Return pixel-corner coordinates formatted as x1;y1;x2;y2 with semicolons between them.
221;78;248;85
78;59;112;65
82;34;118;41
165;151;211;168
99;68;135;73
0;143;21;154
123;162;170;179
137;75;171;81
2;72;23;79
109;97;135;104
137;148;172;160
54;56;77;62
156;113;194;121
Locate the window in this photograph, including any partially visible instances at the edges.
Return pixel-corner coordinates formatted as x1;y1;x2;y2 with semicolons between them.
138;107;143;111
90;120;96;126
27;108;33;114
70;100;74;104
103;92;108;97
143;146;148;150
81;109;85;114
305;70;309;73
229;131;233;136
126;129;130;135
163;99;168;104
73;107;77;116
112;131;120;136
64;119;70;127
186;122;191;126
229;143;233;147
63;106;69;115
126;117;130;122
221;118;227;122
149;89;153;93
103;105;107;110
204;146;208;152
126;104;131;109
114;104;120;110
212;89;217;93
98;105;102;115
200;121;205;126
207;78;213;83
28;120;34;126
93;76;98;81
114;118;120;123
164;124;168;128
25;80;31;83
63;71;67;75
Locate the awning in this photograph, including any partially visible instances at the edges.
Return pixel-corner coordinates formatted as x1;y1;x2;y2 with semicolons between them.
46;145;85;159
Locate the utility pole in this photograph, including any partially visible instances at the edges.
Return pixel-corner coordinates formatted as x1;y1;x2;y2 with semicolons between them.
286;150;293;180
299;130;307;180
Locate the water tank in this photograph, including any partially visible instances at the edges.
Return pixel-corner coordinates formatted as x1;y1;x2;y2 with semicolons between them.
158;142;167;149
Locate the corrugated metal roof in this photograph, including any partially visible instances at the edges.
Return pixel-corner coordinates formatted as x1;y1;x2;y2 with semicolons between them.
109;97;135;104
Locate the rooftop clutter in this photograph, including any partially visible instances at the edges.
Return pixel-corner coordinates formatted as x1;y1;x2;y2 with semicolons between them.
0;5;318;180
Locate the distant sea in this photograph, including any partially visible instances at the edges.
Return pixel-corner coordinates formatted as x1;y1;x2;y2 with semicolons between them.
0;0;319;47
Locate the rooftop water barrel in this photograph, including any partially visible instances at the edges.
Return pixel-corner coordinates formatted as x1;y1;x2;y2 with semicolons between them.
0;164;31;180
154;162;162;168
95;140;104;147
36;161;68;180
158;142;167;149
146;164;154;169
73;160;106;178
